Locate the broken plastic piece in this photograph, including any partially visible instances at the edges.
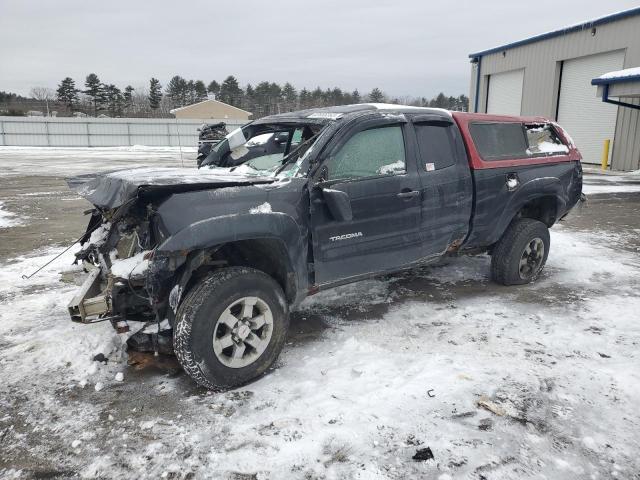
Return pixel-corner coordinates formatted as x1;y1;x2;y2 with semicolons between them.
412;447;434;461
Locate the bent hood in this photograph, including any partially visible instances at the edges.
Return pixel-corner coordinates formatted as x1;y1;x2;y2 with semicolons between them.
67;167;275;209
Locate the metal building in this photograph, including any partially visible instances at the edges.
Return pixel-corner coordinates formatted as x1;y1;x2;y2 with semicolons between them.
468;7;640;170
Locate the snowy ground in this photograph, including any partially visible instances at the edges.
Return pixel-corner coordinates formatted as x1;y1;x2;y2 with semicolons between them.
0;201;23;228
1;147;640;479
0;146;198;177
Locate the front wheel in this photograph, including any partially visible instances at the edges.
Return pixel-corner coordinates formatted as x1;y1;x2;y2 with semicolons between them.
174;267;289;390
490;218;550;285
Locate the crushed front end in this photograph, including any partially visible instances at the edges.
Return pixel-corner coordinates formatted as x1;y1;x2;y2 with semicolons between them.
68;201;169;336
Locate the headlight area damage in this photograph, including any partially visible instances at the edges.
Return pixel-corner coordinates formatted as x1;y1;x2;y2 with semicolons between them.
66;167;276;353
67;203;169;336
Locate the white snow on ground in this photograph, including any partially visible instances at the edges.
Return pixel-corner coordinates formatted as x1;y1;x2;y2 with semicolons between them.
582;183;640;195
0;146;197;177
582;172;640;195
0;248;124;406
0;201;23;228
1;225;639;478
582;180;640;195
1;146;640;478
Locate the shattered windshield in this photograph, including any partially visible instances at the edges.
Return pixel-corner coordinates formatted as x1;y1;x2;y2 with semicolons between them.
201;123;322;178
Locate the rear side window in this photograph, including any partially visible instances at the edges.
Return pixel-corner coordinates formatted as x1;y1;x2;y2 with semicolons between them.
525;124;569;156
468;122;527;160
469;122;569;161
326;126;406;181
414;123;457;170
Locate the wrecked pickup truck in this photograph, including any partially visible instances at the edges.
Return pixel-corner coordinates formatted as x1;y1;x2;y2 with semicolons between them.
67;104;583;390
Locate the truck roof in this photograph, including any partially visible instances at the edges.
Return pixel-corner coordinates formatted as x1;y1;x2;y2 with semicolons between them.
452;112;549;124
254;103;452;125
254;104;554;127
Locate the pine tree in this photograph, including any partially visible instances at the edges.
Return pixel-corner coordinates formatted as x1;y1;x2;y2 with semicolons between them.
243;84;255;112
166;75;187;107
431;92;448;108
84;73;103;116
270;82;283;113
219;76;243;106
351;89;361;104
322;88;332;105
95;83;109;114
103;84;123;116
311;87;323;107
330;87;344;105
194;80;208;102
207;80;220;97
148;78;162;110
367;88;385;103
56;77;79;111
282;82;297;111
183;80;194;104
123;86;134;104
299;88;310;109
123;85;134;112
458;94;469;112
253;82;270;116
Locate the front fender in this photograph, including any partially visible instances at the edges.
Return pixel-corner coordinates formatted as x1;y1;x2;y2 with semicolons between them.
157;212;303;253
153;212;308;307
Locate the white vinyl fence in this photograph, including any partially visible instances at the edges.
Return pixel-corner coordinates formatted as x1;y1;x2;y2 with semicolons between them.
0;116;248;147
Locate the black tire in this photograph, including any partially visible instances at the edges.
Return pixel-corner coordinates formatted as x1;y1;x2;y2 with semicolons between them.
490;218;550;285
174;267;289;390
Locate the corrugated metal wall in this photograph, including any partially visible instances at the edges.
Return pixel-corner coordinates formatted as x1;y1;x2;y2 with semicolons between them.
0;117;248;147
469;13;640;170
614;97;640;171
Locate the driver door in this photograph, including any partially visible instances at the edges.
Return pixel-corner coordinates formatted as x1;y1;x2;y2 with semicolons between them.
309;120;423;286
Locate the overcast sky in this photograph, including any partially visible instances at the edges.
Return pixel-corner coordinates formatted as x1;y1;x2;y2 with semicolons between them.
1;0;638;99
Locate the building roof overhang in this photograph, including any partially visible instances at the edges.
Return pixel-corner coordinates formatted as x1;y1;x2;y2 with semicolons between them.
469;7;640;58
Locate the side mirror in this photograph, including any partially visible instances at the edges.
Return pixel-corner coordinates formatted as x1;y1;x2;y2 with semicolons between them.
274;133;289;145
321;187;352;222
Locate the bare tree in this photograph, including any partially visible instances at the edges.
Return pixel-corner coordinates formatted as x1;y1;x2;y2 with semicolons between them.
30;87;56;116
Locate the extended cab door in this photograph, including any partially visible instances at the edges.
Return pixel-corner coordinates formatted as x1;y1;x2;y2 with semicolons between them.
409;115;473;256
309;117;423;285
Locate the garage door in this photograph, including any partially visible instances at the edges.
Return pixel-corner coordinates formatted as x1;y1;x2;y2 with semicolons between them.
557;50;624;164
487;69;524;115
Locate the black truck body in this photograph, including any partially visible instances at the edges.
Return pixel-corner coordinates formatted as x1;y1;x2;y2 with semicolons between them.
67;103;583;389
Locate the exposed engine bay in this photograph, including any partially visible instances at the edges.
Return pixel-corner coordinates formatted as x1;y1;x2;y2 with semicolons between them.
68;203;158;329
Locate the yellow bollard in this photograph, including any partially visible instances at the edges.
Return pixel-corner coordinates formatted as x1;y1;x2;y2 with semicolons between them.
601;139;610;171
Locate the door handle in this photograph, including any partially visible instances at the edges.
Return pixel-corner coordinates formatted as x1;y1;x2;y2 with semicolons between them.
397;189;420;199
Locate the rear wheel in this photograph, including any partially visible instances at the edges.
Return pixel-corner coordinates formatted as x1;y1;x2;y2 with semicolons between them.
174;267;289;390
491;218;550;285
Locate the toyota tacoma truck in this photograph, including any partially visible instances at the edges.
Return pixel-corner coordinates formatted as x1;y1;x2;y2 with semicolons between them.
66;104;583;390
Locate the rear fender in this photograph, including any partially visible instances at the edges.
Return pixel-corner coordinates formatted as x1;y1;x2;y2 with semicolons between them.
489;177;566;245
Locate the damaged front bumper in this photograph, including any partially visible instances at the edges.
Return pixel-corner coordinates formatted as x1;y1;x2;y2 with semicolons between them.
67;250;185;332
67;207;191;331
68;268;113;323
67;259;157;330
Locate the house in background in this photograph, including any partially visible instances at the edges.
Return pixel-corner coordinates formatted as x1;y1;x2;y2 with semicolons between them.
468;7;640;170
170;98;252;121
